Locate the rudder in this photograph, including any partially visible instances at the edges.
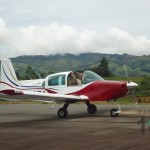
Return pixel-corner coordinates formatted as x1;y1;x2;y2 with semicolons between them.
0;59;21;87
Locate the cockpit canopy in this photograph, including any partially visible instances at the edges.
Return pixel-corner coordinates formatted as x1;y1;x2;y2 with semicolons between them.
82;70;104;84
44;70;104;87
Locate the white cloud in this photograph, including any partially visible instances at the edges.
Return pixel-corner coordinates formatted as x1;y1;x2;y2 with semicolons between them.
0;18;150;59
0;18;9;44
0;7;5;12
15;9;31;15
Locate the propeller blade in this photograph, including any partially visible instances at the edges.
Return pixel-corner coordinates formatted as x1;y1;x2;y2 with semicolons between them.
124;65;138;106
123;64;130;83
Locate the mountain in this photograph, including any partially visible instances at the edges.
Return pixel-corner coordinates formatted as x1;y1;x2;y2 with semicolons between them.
11;53;150;78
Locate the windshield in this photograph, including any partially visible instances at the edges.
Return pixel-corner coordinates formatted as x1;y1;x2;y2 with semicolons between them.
82;70;104;84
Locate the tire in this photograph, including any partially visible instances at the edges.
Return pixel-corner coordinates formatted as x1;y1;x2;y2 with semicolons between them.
87;104;97;114
110;108;119;117
58;108;68;119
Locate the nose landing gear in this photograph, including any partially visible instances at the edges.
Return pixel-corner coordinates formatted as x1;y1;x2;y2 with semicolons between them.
110;100;121;117
110;108;119;117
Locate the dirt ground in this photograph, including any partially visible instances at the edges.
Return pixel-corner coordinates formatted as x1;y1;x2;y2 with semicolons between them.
0;104;150;150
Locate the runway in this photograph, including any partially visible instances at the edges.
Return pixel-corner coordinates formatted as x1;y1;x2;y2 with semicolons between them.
0;104;150;150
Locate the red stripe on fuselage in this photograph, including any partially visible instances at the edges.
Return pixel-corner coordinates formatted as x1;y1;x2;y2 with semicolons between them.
0;89;23;95
69;81;128;101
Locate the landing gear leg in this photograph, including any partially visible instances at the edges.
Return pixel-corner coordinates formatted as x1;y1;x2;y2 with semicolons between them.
85;101;97;114
58;103;69;119
110;100;121;117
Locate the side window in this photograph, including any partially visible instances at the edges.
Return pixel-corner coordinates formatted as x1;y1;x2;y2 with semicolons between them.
48;75;66;86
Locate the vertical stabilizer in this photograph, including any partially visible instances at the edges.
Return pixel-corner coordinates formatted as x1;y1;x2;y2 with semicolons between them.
0;59;21;87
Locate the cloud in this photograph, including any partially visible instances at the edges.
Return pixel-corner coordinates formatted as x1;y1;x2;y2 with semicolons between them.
15;9;31;15
0;18;150;59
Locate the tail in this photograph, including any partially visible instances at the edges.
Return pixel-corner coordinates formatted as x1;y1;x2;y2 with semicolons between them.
0;59;21;94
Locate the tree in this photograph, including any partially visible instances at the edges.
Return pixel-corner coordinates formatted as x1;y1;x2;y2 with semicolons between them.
90;57;112;77
139;76;150;96
97;57;112;77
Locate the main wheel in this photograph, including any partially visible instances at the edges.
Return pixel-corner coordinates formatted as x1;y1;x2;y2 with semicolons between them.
87;104;97;114
58;108;68;119
110;108;119;117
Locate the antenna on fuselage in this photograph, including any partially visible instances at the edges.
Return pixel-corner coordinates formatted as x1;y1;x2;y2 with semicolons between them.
26;73;32;80
34;69;42;79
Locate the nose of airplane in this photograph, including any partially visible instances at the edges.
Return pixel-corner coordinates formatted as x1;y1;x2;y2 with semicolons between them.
127;82;138;90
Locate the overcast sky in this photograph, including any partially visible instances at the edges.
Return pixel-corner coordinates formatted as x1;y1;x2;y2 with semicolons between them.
0;0;150;59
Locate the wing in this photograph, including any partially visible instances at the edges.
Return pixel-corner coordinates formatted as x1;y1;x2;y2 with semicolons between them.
0;89;89;103
22;90;89;102
3;89;89;102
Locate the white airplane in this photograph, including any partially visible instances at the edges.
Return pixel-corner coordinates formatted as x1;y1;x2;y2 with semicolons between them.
0;59;138;118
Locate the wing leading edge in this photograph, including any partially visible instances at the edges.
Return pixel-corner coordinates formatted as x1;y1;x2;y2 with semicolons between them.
19;90;89;103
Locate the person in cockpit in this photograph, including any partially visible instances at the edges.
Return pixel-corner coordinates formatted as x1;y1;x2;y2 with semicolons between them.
68;72;76;86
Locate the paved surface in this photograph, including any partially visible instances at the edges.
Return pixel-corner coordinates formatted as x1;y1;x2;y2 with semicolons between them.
0;104;150;150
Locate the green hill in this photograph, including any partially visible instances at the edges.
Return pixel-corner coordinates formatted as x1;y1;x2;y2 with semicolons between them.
11;53;150;78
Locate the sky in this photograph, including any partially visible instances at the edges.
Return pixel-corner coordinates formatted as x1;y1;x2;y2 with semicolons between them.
0;0;150;59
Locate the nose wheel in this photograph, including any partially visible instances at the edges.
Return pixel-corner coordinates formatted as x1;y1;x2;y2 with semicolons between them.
110;101;121;117
110;108;119;117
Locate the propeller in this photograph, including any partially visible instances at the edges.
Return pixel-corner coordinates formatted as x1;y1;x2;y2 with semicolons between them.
124;64;138;106
123;64;130;83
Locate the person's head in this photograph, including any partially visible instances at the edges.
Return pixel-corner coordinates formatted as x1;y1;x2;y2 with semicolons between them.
75;72;83;80
68;72;75;79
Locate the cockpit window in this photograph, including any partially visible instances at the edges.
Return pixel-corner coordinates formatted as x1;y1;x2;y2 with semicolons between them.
48;75;66;86
82;70;104;84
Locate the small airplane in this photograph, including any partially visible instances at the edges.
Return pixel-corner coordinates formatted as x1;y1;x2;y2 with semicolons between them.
0;59;138;118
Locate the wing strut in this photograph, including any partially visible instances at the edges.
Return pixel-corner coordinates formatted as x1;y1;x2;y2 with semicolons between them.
50;103;57;109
